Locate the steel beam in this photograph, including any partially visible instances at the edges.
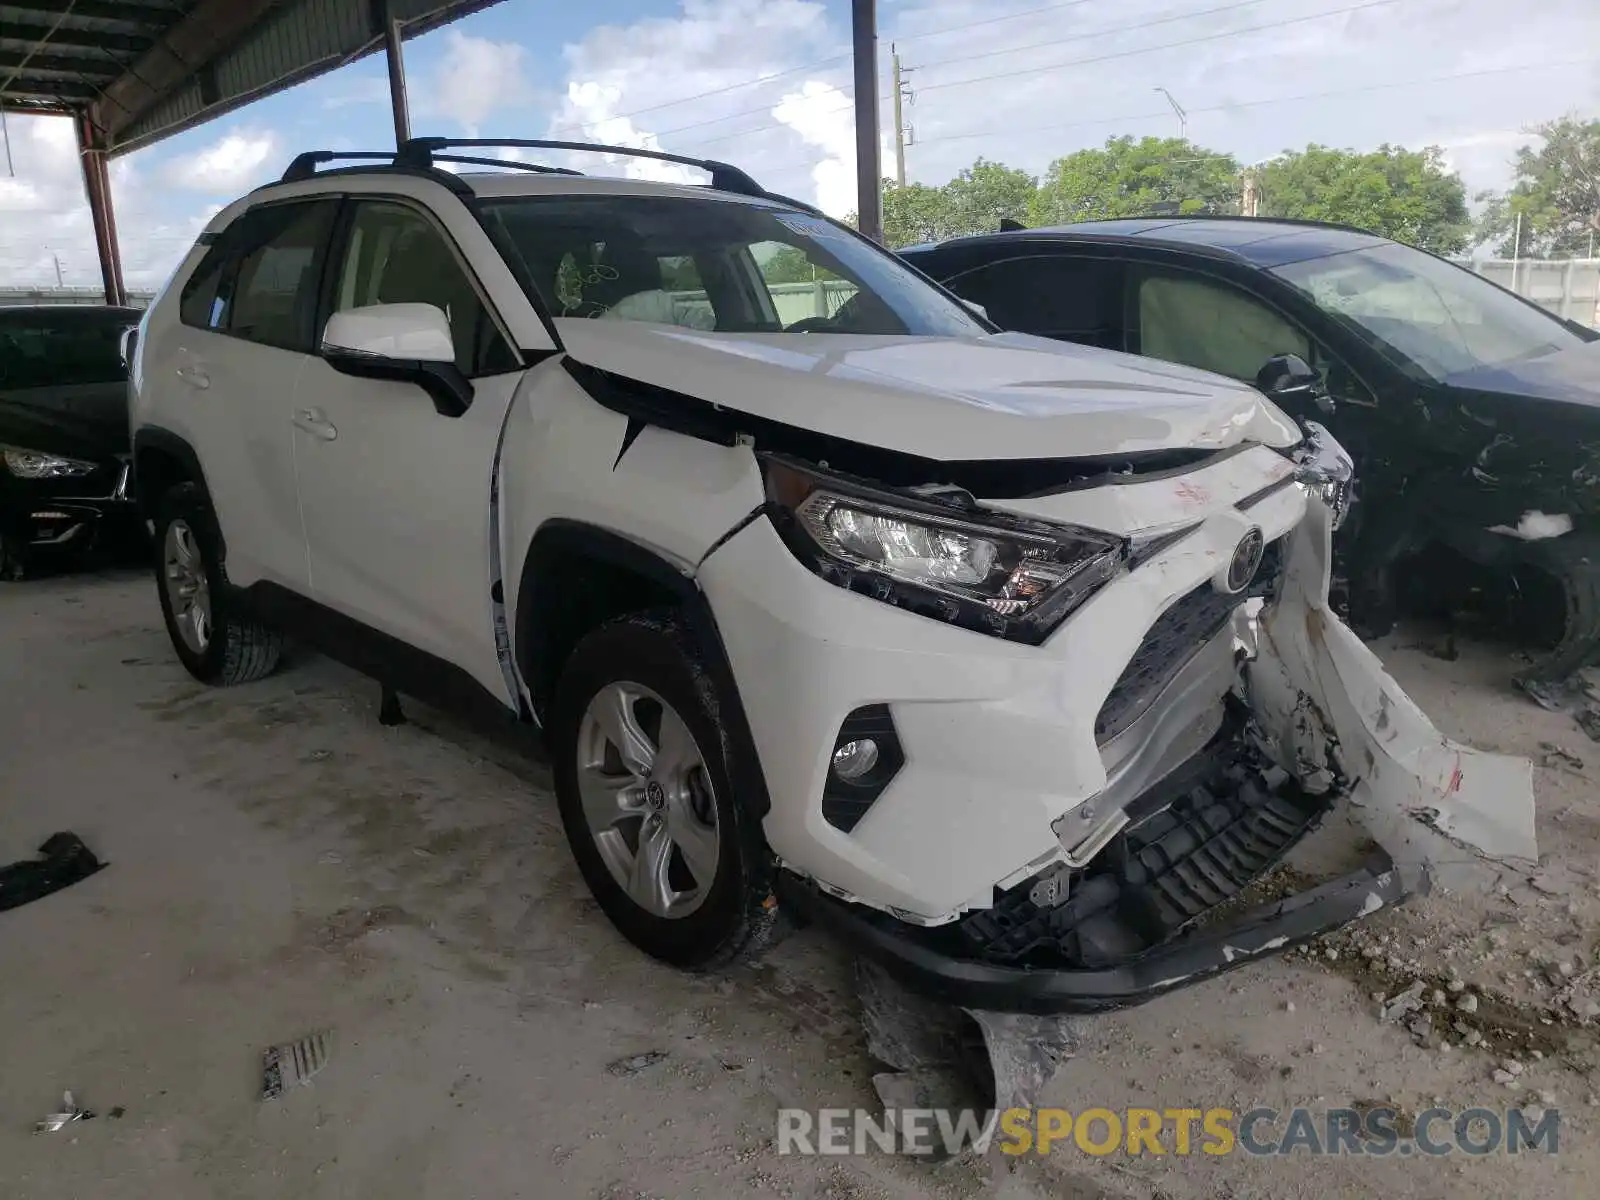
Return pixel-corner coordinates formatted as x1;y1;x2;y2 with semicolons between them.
87;0;280;141
851;0;883;242
0;21;156;56
77;114;126;308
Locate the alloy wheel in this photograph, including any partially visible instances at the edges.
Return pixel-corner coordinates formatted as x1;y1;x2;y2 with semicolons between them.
163;518;211;654
576;681;721;919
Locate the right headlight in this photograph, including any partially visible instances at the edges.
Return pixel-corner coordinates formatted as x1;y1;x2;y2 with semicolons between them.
763;457;1127;644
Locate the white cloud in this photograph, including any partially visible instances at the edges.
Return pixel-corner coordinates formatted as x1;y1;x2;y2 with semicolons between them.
0;114;221;289
544;0;847;200
161;130;279;192
770;81;857;215
429;29;532;135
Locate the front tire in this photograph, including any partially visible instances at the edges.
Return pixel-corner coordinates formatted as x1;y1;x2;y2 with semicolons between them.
550;611;775;970
153;483;282;685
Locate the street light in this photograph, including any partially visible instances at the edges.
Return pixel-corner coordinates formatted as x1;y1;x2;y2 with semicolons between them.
1154;87;1187;140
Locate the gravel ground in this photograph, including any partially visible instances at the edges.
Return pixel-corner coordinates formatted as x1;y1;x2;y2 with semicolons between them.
1;571;1595;1199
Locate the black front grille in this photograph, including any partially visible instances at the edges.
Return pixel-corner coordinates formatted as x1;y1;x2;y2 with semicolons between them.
1094;539;1283;744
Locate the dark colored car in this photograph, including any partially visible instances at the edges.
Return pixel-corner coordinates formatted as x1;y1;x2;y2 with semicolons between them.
901;218;1600;686
0;305;145;579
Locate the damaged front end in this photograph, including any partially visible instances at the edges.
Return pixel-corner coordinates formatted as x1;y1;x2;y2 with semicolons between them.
779;425;1537;1015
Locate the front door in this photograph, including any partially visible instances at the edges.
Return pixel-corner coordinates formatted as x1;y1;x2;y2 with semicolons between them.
290;196;527;700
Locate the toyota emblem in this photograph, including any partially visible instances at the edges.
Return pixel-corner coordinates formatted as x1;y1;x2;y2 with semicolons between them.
1223;528;1266;594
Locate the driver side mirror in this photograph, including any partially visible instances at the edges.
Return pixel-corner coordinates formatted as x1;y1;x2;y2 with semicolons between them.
1255;353;1333;415
321;303;474;418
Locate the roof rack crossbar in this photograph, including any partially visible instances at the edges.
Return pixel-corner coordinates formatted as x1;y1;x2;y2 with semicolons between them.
397;137;766;198
280;151;395;183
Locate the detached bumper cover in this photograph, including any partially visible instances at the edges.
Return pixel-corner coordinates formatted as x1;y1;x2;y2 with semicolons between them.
778;855;1422;1014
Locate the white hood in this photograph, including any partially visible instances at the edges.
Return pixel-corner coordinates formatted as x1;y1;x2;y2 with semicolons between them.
555;320;1301;461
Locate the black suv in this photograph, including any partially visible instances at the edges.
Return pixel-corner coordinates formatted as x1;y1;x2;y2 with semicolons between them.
902;218;1600;687
0;304;144;579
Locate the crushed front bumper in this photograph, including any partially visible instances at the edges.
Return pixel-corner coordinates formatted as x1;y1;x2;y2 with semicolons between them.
777;855;1422;1014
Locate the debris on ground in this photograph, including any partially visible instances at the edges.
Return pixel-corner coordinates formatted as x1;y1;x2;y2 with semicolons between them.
35;1091;95;1133
1537;742;1585;772
1;832;106;914
262;1030;334;1099
606;1050;669;1078
1578;706;1600;743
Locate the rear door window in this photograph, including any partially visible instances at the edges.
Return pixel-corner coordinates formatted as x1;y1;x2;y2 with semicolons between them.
222;200;340;352
941;255;1127;350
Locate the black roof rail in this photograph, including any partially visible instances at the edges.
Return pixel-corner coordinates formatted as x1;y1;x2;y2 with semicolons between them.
280;150;394;182
396;137;766;198
430;153;582;176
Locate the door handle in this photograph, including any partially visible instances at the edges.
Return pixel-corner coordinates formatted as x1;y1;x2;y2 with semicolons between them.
293;407;338;441
175;362;210;389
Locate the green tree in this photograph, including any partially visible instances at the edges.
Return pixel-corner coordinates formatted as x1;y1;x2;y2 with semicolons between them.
760;244;819;284
1475;118;1600;258
1030;136;1240;225
1257;144;1470;254
881;180;958;247
939;158;1036;235
879;159;1037;247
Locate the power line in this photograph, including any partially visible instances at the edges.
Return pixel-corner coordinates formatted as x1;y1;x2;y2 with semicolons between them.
912;0;1276;74
893;0;1101;45
543;1;1118;140
690;55;1594;184
664;0;1405;154
914;0;1404;96
911;57;1600;148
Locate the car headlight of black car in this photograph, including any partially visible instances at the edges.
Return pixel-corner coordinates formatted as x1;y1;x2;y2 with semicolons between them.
763;457;1127;644
1;445;98;480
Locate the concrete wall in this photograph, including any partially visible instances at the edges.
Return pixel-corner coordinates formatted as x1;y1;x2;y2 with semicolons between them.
1461;258;1600;328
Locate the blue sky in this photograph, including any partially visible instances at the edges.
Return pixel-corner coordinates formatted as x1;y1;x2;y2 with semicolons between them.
2;0;1596;287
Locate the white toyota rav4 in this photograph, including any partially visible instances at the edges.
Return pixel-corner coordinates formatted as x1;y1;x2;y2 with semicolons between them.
129;139;1535;1013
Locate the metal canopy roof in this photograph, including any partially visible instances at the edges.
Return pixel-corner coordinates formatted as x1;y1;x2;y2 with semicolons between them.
1;0;506;154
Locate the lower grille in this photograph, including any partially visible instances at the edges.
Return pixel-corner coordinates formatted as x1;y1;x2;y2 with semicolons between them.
1094;538;1282;744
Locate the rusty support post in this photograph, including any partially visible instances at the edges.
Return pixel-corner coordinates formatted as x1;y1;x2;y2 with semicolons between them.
385;15;410;146
77;115;126;307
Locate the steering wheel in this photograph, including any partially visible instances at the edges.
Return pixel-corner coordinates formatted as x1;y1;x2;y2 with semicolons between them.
786;316;835;333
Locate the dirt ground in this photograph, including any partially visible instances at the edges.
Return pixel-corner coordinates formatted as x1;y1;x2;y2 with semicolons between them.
2;570;1596;1199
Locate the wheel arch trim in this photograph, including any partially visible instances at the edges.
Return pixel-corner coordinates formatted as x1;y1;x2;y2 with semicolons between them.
515;518;773;819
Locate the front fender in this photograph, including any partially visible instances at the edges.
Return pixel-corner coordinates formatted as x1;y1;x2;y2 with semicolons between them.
1253;498;1538;889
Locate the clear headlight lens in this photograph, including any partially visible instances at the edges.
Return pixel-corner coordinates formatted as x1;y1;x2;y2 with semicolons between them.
1;445;98;480
766;459;1126;643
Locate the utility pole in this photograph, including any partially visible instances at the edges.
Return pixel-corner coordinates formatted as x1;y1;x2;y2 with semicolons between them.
1241;169;1259;218
891;45;914;188
851;0;883;242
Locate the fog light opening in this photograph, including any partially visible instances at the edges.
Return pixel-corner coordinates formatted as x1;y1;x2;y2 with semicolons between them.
831;738;880;781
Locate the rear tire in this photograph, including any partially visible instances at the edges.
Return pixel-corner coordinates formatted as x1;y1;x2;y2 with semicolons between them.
550;610;775;970
153;482;282;685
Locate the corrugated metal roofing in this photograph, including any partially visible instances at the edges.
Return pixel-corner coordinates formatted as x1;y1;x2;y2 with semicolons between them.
1;0;509;153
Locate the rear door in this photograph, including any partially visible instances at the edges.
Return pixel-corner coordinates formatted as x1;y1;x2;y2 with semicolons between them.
290;195;525;699
166;199;339;592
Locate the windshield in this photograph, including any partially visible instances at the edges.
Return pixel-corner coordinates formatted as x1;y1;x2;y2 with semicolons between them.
1271;242;1584;381
479;194;985;338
